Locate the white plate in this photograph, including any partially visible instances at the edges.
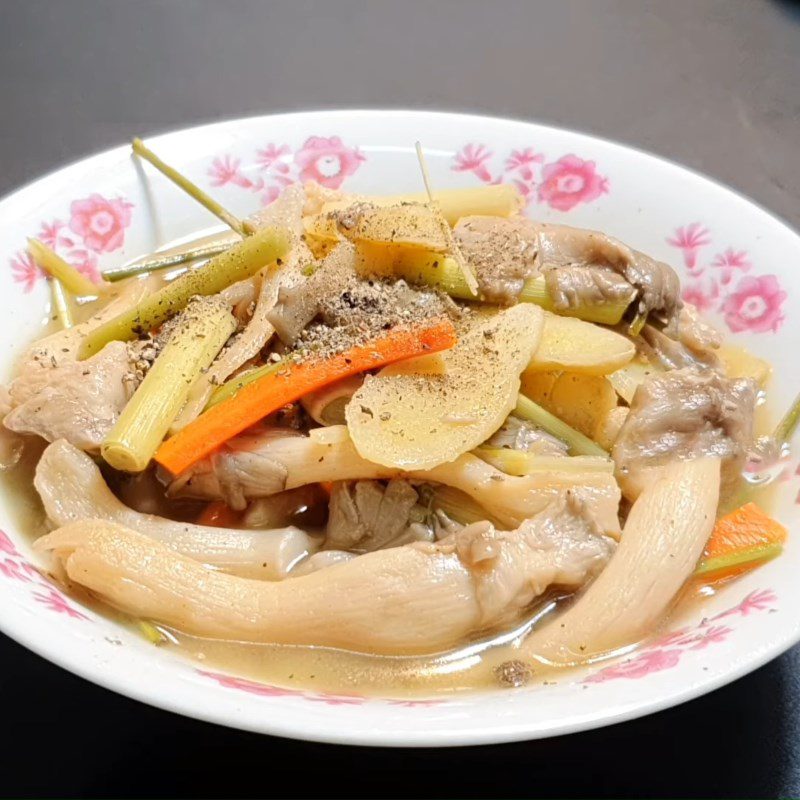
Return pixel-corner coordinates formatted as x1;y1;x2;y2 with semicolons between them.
0;110;798;747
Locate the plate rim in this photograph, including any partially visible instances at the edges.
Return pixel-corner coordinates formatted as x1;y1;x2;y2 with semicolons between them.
0;108;798;747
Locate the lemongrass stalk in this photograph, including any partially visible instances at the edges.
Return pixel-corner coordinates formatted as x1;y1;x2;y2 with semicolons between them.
49;278;73;329
103;241;232;282
206;359;283;409
627;310;648;337
515;393;608;457
138;620;167;645
415;141;479;295
322;184;522;226
418;484;505;528
695;543;783;577
355;243;631;323
474;447;613;476
79;225;289;360
517;277;634;325
28;239;100;297
774;391;800;446
102;299;236;472
133;138;254;237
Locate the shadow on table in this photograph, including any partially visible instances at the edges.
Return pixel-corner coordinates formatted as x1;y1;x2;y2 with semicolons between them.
3;631;798;799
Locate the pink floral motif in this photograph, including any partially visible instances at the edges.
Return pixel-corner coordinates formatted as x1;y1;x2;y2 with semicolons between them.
667;224;785;337
504;148;544;180
294;136;365;189
682;282;716;312
208;155;258;189
37;219;67;250
0;530;20;557
68;194;133;253
198;670;367;705
721;275;786;334
711;248;752;286
10;251;43;292
667;223;711;272
584;589;776;683
261;185;283;206
713;589;777;621
0;557;34;582
585;649;683;683
452;144;494;183
537;154;609;212
31;587;89;620
646;627;695;649
256;143;291;172
66;248;100;285
687;625;732;650
207;136;365;207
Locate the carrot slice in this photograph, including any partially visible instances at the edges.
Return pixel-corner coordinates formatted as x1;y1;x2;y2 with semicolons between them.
155;318;457;475
695;502;787;583
196;501;241;528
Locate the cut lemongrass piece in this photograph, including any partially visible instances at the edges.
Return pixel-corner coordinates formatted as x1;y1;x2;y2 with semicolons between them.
627;310;648;337
695;542;783;578
322;184;522;225
102;298;236;472
774;390;800;446
79;225;290;359
138;620;168;645
103;241;233;282
514;393;609;458
205;359;284;409
49;278;73;329
415;141;479;296
354;242;632;323
474;447;613;476
517;278;634;325
28;239;100;297
133;138;254;237
417;484;506;529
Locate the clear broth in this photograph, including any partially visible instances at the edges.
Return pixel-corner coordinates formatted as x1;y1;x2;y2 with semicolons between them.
0;258;781;698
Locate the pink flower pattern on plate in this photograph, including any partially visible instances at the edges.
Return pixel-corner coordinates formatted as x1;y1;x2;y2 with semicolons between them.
451;145;608;211
256;143;291;172
537;154;609;212
504;148;544;180
197;669;443;707
8;192;134;293
711;248;752;286
666;225;786;335
205;134;365;206
682;280;718;313
32;587;89;620
69;194;133;253
585;649;683;683
0;528;90;621
452;144;494;183
666;223;711;273
10;251;43;293
722;275;786;334
585;589;776;683
294;136;366;189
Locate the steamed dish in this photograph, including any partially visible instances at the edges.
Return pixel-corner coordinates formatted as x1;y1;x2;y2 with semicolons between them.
2;140;791;694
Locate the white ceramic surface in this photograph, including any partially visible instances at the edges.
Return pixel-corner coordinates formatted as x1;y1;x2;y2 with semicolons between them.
0;110;798;747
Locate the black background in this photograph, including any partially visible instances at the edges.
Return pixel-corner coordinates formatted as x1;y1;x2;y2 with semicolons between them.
1;1;799;797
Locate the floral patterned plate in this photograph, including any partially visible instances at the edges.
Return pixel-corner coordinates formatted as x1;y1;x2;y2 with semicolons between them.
0;110;798;747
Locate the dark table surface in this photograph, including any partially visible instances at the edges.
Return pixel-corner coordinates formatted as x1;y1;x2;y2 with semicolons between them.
1;1;799;797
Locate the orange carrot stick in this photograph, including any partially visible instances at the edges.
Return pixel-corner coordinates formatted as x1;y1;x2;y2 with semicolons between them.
695;502;787;583
155;318;457;475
